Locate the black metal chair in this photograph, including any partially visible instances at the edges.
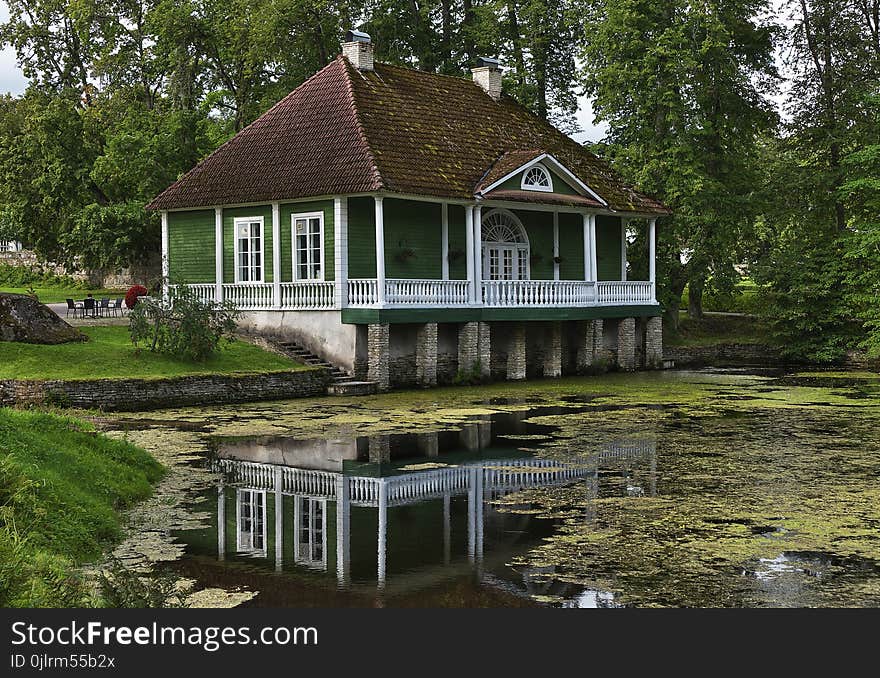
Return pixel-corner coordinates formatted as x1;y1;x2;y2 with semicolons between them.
65;298;83;318
99;298;110;317
83;297;96;318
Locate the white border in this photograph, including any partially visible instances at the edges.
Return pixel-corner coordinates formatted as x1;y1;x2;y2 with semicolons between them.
291;211;326;281
232;215;265;283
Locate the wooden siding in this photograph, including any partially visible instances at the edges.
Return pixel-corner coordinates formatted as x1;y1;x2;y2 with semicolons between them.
347;197;376;278
558;212;584;280
447;204;468;279
280;200;335;282
514;209;554;280
168;210;215;283
384;198;442;279
596;215;622;281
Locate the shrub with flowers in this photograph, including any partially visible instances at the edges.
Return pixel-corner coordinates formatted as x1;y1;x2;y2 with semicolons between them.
124;285;148;309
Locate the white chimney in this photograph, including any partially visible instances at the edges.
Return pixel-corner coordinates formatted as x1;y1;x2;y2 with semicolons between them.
342;29;374;72
471;57;503;101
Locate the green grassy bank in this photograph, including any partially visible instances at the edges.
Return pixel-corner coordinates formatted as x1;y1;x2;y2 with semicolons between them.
0;326;302;381
0;408;163;606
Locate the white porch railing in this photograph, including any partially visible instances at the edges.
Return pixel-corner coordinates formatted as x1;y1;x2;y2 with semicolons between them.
222;283;274;309
596;281;654;305
347;278;379;306
177;278;654;311
482;280;597;307
385;279;469;306
281;281;334;309
170;283;216;304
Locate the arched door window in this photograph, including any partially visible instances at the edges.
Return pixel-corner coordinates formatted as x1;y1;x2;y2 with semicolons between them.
481;209;530;281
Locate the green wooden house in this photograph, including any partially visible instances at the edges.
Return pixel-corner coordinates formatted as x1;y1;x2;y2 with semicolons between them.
147;31;670;391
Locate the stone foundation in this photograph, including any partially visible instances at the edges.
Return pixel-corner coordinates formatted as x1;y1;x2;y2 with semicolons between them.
367;323;390;391
507;326;527;380
644;316;663;368
416;322;438;387
617;317;636;371
543;322;562;377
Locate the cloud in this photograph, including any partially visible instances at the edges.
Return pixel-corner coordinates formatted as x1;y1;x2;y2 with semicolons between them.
0;2;28;95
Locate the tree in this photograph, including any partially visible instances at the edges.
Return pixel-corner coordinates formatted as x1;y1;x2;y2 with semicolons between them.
579;0;779;326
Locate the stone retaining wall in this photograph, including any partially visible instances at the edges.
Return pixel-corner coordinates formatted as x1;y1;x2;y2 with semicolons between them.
0;369;331;412
665;342;783;367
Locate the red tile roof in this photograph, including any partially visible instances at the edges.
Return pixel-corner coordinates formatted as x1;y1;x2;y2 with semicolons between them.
147;57;669;215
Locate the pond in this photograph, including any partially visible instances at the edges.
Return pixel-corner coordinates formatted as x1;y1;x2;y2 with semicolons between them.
101;368;880;607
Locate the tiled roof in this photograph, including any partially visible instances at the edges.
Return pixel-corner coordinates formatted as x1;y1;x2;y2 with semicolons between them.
148;57;669;215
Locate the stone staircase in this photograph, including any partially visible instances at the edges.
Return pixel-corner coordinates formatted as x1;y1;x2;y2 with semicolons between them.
276;340;378;396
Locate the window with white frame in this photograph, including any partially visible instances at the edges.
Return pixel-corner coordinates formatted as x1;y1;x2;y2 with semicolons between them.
236;489;267;555
521;164;553;192
294;496;327;568
234;217;264;283
292;212;323;280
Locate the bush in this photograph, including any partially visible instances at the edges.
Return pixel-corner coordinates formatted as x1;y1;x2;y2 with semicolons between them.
0;262;86;290
124;284;148;309
129;283;239;362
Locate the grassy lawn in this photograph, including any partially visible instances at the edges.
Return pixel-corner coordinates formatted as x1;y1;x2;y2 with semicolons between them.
0;408;164;606
0;286;127;304
0;326;304;380
666;311;774;347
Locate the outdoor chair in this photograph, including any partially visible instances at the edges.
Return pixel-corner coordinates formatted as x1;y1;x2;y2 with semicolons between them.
83;298;96;318
65;298;83;319
99;298;110;317
111;298;125;316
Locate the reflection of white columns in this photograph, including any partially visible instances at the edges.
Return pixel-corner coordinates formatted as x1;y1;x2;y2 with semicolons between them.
441;203;449;281
274;468;283;571
465;206;475;304
553;211;560;281
214;207;224;303
377;480;387;588
443;493;451;565
473;205;483;304
375;196;386;306
648;218;657;301
217;483;225;561
475;469;484;562
467;467;478;562
336;475;350;585
272;202;281;308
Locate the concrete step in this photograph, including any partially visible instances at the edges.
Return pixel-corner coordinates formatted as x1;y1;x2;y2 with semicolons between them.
327;381;378;396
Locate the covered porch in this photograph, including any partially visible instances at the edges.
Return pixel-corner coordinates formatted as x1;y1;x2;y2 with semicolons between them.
166;195;658;312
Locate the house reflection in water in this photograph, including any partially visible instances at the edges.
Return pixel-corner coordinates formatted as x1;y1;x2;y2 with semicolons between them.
206;410;657;606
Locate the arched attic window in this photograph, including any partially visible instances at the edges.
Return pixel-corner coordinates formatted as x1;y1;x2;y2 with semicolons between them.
521;163;553;192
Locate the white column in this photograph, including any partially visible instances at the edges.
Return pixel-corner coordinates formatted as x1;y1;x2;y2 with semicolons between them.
441;203;449;281
467;467;477;562
217;483;225;561
374;196;386;307
620;218;628;281
443;493;451;565
465;205;475;303
274;468;283;572
336;475;350;585
160;211;169;304
473;204;483;304
377;479;387;588
589;214;598;284
272;202;281;308
582;213;590;281
334;197;348;308
214;207;223;303
553;211;560;281
649;217;657;301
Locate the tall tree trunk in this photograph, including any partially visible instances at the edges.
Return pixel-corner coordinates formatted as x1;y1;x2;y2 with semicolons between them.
688;277;705;320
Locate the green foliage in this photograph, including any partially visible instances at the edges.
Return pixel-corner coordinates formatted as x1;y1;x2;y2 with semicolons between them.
129;283;240;362
0;408;163;607
453;359;487;385
0;263;86;290
98;558;191;608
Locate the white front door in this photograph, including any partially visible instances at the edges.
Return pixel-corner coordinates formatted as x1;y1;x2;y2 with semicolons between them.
483;245;528;281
